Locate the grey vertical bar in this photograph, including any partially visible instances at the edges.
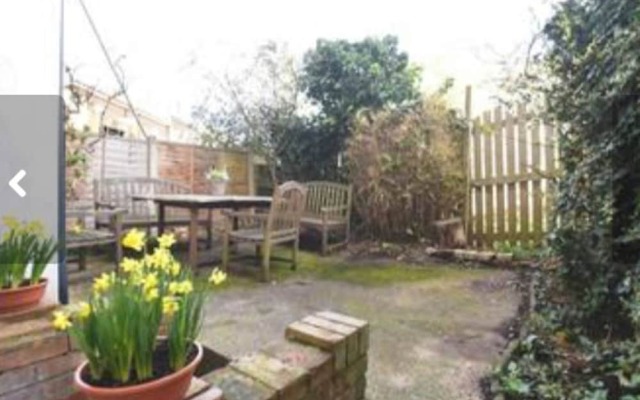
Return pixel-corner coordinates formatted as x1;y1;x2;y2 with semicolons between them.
57;0;68;304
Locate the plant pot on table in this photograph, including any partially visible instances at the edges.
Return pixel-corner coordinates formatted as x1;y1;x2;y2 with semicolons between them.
210;181;227;196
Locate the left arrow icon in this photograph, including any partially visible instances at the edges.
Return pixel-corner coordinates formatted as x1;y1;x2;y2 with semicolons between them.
9;170;26;198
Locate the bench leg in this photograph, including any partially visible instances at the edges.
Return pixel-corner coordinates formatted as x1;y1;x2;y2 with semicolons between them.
222;232;230;272
292;238;299;270
79;249;87;271
206;210;213;249
321;225;329;256
261;243;271;282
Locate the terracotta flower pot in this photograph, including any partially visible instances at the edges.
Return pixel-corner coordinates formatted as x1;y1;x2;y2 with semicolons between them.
0;279;47;314
74;342;203;400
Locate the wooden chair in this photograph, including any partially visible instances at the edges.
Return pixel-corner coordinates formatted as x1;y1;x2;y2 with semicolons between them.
222;181;308;281
301;181;352;255
66;204;125;271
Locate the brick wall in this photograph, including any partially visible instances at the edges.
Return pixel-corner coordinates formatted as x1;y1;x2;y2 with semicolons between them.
0;305;81;400
202;311;370;400
0;310;369;400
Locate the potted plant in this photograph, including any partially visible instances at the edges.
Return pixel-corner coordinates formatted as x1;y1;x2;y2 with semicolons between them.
52;229;227;400
0;216;58;314
205;166;230;195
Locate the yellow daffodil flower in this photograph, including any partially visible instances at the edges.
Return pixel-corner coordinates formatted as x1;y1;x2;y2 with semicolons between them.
148;248;171;270
70;223;83;234
52;311;72;331
162;297;180;316
157;233;176;249
122;229;146;252
209;268;227;286
93;272;114;295
120;258;142;274
142;273;158;292
144;287;159;302
77;301;92;319
168;261;181;277
169;280;193;296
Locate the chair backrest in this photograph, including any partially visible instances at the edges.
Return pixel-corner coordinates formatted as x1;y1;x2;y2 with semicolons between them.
304;181;352;221
266;181;308;239
94;177;191;216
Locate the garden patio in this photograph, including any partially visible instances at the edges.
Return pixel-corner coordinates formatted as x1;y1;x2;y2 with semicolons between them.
67;248;521;400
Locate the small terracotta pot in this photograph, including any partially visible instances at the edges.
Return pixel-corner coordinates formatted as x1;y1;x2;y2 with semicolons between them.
74;342;203;400
0;279;47;314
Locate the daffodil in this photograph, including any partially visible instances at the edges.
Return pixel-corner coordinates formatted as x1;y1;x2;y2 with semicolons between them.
52;311;72;331
149;248;171;270
157;233;176;249
162;297;180;316
120;258;142;274
169;280;193;296
93;272;114;295
77;301;92;319
144;287;159;302
209;268;227;286
168;261;181;277
122;229;146;252
142;273;158;292
68;222;84;234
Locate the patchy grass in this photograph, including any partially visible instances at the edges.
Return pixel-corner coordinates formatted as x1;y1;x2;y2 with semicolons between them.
224;248;496;287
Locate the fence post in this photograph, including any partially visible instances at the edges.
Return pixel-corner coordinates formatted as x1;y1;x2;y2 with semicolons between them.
464;85;472;241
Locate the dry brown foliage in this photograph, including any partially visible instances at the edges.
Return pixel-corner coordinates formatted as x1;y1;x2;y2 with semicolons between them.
347;95;466;241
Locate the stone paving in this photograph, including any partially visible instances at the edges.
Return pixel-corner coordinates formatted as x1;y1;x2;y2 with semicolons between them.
199;263;519;400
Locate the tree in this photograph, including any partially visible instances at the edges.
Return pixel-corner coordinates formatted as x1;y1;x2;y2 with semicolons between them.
296;35;422;179
193;42;303;184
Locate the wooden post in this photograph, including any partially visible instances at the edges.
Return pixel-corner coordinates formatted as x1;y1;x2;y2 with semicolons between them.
464;85;472;242
247;152;255;195
494;107;506;242
483;111;494;246
517;104;529;243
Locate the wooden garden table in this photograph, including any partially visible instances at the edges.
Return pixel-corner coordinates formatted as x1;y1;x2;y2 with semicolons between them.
132;194;272;267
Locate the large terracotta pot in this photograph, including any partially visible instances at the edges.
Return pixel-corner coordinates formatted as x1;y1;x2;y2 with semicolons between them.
74;342;203;400
0;279;47;314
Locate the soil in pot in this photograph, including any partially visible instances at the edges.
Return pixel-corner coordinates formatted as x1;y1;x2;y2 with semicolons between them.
82;341;198;388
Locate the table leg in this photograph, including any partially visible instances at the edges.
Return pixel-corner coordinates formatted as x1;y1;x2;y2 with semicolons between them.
206;209;213;249
232;206;239;254
189;207;199;268
158;204;166;236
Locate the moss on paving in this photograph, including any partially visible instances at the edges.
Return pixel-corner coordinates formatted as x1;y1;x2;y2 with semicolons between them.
219;248;496;287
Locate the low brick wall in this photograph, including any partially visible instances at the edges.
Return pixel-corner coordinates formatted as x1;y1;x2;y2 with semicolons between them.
202;311;370;400
0;304;81;400
0;309;369;400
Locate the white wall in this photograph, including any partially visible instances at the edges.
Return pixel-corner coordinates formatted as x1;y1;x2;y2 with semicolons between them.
0;1;63;304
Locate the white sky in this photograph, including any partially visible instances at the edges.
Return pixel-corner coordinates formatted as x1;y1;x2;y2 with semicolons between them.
5;0;556;120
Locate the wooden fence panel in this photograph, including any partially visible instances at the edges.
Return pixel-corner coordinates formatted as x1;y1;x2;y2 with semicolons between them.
472;117;484;247
494;107;506;242
468;105;558;248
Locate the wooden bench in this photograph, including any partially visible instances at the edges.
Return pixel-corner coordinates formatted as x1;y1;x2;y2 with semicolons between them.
66;206;125;271
301;181;352;255
93;177;212;238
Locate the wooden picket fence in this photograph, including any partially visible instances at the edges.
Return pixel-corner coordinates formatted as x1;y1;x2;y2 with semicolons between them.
467;105;558;248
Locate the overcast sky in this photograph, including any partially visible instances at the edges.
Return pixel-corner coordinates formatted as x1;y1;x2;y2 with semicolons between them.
16;0;556;120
